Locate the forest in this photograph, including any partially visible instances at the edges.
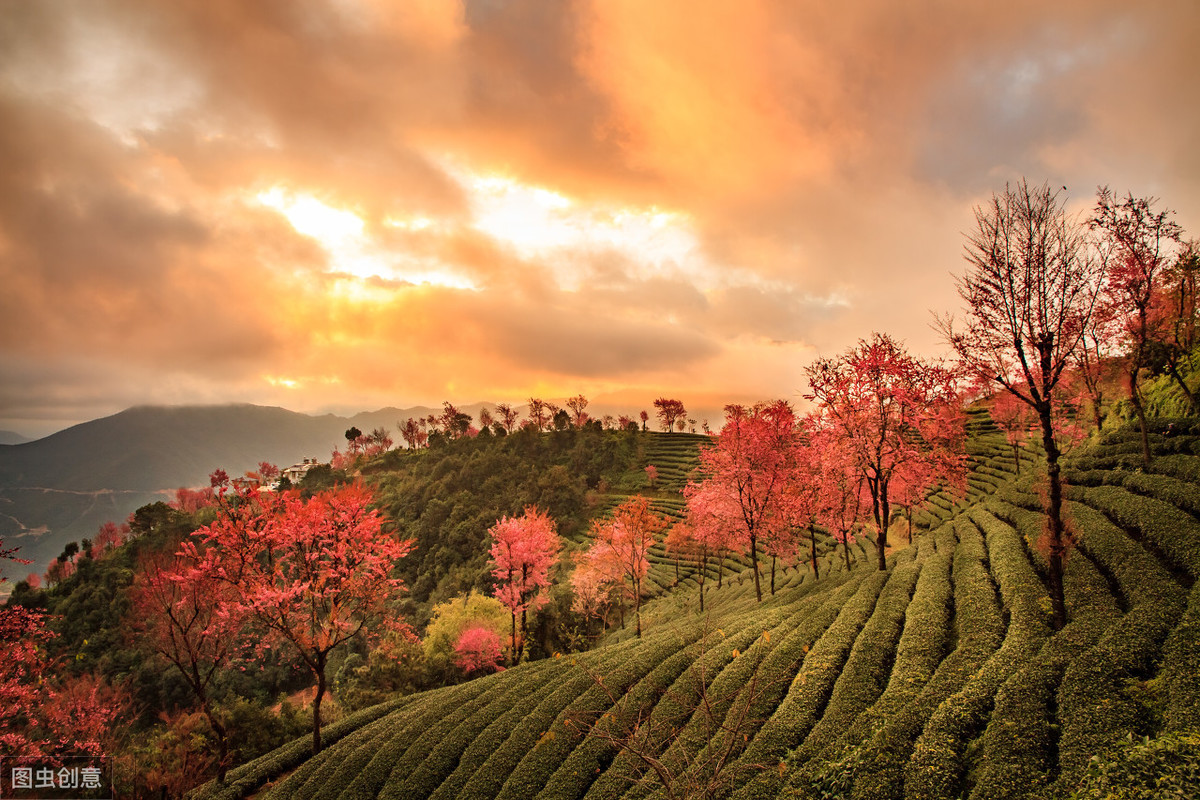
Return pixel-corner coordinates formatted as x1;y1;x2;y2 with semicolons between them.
3;181;1199;798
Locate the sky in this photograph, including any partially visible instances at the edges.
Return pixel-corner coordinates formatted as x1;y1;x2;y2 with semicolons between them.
1;1;1198;438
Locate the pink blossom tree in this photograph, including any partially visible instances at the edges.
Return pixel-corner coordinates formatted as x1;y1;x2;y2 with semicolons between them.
487;506;561;663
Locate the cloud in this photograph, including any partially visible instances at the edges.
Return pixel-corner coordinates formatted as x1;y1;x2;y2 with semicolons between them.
0;0;1196;434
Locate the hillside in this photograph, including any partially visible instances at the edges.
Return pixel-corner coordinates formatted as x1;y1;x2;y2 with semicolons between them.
190;414;1200;800
0;403;454;578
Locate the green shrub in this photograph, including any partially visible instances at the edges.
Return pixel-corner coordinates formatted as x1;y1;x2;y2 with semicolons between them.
731;570;891;800
386;662;568;796
1162;583;1200;733
189;696;412;800
1065;730;1200;800
1074;484;1200;580
1051;502;1187;791
495;631;700;800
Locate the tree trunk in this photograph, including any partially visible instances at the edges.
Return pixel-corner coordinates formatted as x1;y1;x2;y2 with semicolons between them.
634;575;642;638
717;552;724;588
1128;366;1153;468
770;555;776;595
520;607;528;660
1165;359;1198;412
750;530;762;602
870;474;890;571
1036;402;1069;631
698;548;707;613
841;535;852;572
200;698;229;783
510;611;518;666
312;657;327;754
1012;443;1022;475
809;525;819;582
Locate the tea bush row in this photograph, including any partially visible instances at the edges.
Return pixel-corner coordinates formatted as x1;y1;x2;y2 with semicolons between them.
1050;501;1187;791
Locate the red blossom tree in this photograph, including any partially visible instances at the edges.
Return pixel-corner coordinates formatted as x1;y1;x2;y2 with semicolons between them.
2;539;127;759
812;430;866;572
184;481;413;753
93;520;128;558
990;390;1034;475
654;398;687;432
689;400;803;601
640;410;649;431
584;496;669;637
566;394;590;428
807;333;964;573
453;626;505;675
644;464;659;488
681;478;745;604
494;403;520;434
940;180;1104;629
571;548;621;637
526;398;551;432
487;506;561;663
399;417;430;449
1091;187;1189;461
130;548;245;781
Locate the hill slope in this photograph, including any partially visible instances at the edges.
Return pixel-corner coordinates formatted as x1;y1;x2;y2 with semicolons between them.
194;416;1200;800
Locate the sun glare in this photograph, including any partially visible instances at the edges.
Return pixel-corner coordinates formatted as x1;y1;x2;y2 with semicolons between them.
257;188;364;242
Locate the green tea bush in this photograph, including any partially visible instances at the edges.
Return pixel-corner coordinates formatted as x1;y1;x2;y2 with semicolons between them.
1075;484;1200;579
790;560;921;765
1051;502;1187;790
731;570;891;800
1161;583;1200;733
1065;730;1200;800
376;662;559;798
496;633;700;800
189;696;412;800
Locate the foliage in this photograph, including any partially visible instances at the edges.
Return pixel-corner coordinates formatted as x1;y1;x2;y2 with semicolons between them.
423;592;509;677
487;505;562;662
1067;730;1200;800
807;333;964;572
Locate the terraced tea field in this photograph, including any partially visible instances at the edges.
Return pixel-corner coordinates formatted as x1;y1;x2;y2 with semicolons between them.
195;418;1200;800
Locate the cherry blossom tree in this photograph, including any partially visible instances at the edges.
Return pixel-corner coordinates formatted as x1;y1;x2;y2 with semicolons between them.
940;180;1103;629
566;394;590;428
525;398;551;432
644;464;659;488
1092;187;1189;461
2;539;127;760
681;478;745;607
990;390;1033;475
585;496;669;637
487;505;561;663
571;548;622;637
131;548;245;781
494;403;520;434
811;431;866;572
807;333;964;573
690;400;803;601
400;417;429;449
654;398;687;432
640;410;649;431
453;626;505;675
185;481;413;753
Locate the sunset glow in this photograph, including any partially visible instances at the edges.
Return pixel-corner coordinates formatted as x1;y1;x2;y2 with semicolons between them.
0;1;1196;436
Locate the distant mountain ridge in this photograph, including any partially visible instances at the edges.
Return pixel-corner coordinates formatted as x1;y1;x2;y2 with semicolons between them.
0;430;32;445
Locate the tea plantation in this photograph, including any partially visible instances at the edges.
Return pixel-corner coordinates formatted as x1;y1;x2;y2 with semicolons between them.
193;416;1200;799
